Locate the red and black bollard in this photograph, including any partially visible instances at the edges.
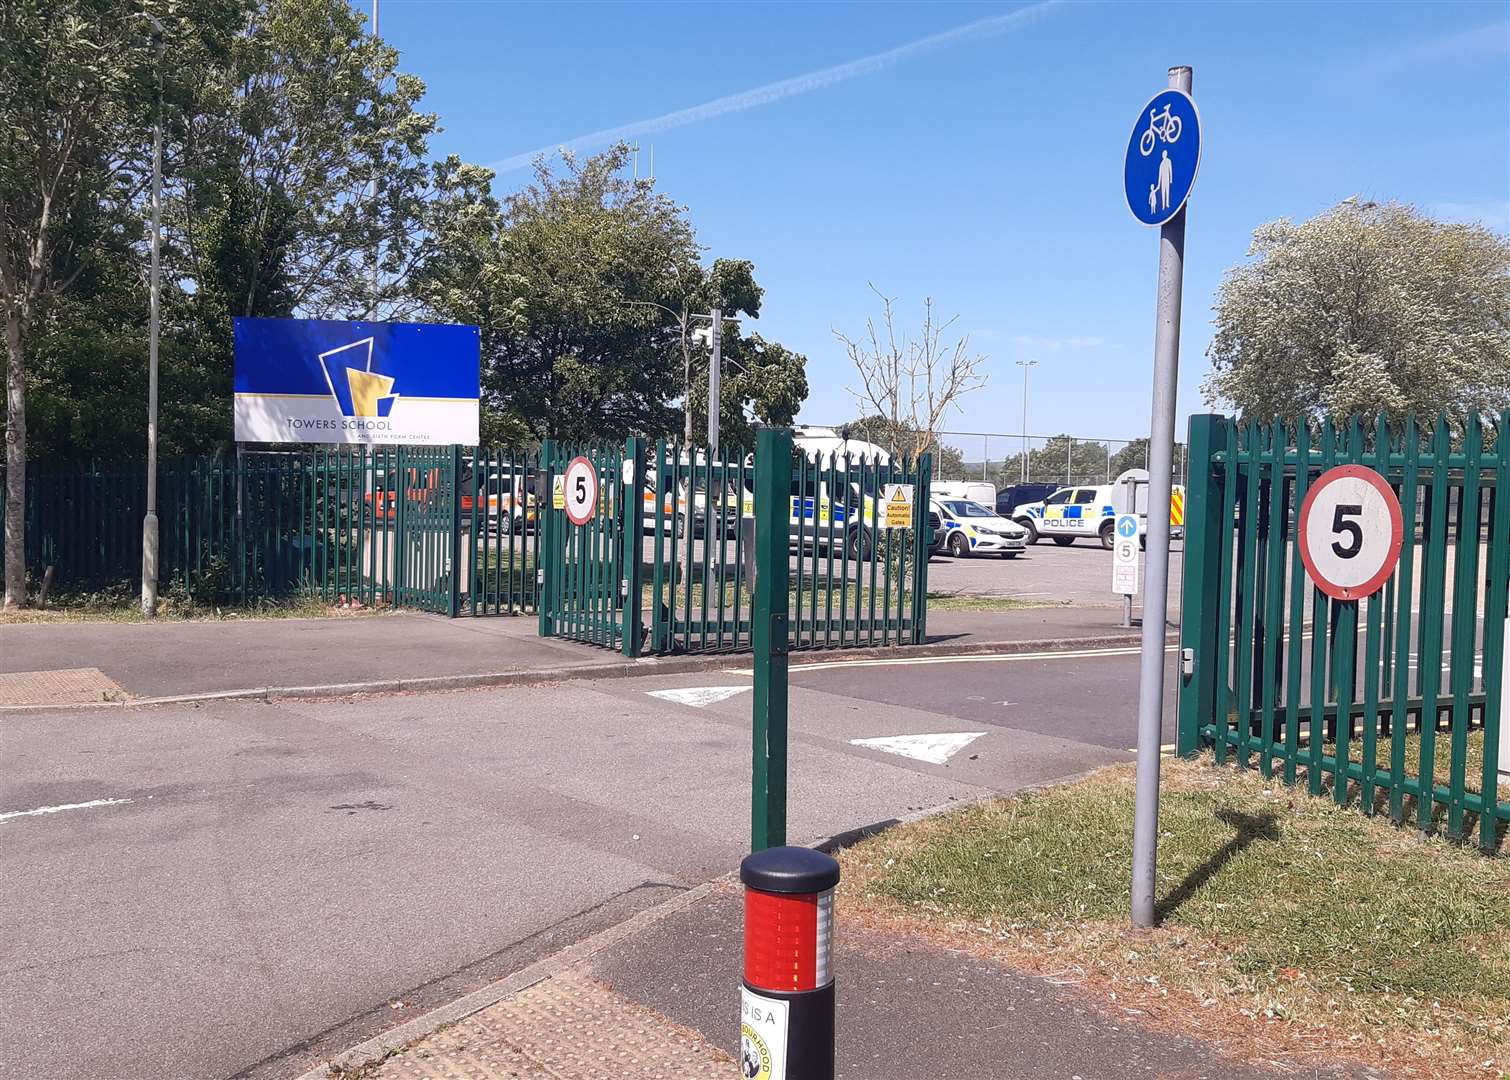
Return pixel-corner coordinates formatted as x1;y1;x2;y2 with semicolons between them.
739;846;838;1080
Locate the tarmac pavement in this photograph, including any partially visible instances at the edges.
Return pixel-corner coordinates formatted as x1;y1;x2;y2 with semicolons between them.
2;644;1161;1080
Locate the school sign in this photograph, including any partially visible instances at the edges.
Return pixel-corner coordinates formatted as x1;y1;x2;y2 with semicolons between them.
233;317;480;446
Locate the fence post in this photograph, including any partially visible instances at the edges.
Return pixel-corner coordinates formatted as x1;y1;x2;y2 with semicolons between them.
537;439;557;637
446;443;463;617
1176;413;1230;757
911;452;932;645
751;426;792;851
622;437;646;657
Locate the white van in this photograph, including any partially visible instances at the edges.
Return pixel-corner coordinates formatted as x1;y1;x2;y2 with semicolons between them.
931;481;997;508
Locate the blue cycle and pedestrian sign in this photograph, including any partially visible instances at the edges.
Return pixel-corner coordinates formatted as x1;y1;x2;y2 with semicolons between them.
1116;514;1139;539
1123;88;1201;226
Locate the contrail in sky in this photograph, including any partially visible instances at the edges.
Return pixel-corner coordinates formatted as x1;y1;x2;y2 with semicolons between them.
487;1;1061;175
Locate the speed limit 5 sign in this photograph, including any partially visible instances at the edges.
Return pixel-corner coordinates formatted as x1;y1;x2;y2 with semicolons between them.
562;456;599;527
1297;465;1403;601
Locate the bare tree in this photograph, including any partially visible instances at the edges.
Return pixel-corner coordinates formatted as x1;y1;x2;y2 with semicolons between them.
835;286;988;459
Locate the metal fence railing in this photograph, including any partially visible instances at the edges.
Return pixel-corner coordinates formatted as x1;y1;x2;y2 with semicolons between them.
3;448;541;614
534;438;932;655
1178;413;1508;853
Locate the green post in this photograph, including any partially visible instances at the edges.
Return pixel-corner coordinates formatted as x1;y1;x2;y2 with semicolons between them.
537;439;557;637
912;452;933;644
622;437;646;657
447;443;463;617
751;426;792;851
1177;414;1230;757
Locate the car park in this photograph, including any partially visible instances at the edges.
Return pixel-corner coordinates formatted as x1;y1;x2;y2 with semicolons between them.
932;498;1029;558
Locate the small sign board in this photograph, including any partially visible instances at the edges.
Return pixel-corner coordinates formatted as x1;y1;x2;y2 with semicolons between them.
1112;514;1140;595
551;475;565;511
1298;465;1403;600
881;484;914;529
562;456;599;526
741;985;789;1080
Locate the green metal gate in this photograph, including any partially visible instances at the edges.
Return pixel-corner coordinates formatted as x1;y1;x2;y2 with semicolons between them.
536;439;643;654
536;435;932;657
391;446;461;615
1178;413;1508;852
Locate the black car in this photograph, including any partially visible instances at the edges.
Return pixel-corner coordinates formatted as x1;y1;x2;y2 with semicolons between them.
996;483;1059;517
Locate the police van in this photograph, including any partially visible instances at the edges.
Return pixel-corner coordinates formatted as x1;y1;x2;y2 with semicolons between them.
1012;469;1185;548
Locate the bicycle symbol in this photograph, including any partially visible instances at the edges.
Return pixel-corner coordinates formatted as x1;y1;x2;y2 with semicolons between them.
1138;103;1182;157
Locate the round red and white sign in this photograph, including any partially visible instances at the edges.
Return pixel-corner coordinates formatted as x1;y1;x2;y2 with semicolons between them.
562;456;599;526
1297;465;1403;601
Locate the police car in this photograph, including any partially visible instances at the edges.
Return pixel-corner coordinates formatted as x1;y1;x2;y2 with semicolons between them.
1012;469;1185;549
931;498;1030;558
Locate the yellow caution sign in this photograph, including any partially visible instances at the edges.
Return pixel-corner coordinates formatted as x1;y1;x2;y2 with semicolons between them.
882;483;914;529
551;475;565;510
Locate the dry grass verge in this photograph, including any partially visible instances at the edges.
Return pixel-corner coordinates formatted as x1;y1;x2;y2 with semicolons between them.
839;757;1509;1079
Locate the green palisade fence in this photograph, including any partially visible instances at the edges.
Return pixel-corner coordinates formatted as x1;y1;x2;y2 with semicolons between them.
3;447;541;615
1178;412;1509;853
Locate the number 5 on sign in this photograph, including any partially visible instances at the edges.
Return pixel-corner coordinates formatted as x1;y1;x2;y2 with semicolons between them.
1298;465;1403;601
562;456;599;527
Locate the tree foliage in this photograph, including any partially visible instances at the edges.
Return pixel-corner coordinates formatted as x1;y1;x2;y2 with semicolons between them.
1204;200;1510;422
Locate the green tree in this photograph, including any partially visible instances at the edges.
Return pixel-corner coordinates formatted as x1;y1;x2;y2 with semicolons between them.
1204;200;1510;422
421;145;808;445
1108;438;1150;477
993;434;1109;489
1;0;171;606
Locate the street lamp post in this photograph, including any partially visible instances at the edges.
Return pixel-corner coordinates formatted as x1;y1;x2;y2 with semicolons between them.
140;14;165;616
1015;359;1038;484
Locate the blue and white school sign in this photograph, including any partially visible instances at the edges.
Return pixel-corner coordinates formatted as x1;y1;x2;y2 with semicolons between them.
233;318;480;446
1123;89;1201;226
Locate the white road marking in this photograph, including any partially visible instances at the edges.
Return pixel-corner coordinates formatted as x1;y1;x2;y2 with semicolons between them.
646;686;751;708
0;797;131;823
727;644;1154;676
850;731;985;764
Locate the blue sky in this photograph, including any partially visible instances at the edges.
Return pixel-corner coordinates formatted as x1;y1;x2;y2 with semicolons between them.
373;0;1509;457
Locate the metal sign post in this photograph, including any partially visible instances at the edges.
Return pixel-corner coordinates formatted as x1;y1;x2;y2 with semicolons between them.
1127;66;1200;930
1112;513;1140;627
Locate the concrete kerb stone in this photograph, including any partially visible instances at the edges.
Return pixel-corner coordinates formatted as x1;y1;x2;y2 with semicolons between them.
0;629;1173;714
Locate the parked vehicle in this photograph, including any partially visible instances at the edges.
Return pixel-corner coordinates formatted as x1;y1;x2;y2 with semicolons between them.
1011;469;1185;548
931;480;997;507
932;498;1029;558
996;482;1058;517
927;509;946;554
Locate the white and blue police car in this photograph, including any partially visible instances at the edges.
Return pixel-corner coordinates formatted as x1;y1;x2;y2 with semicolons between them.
931;498;1030;558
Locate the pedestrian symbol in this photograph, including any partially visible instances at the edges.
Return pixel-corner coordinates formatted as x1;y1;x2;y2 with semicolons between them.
1124;89;1201;226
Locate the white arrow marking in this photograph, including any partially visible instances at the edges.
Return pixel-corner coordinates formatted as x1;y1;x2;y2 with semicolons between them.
647;686;752;708
0;798;131;823
849;732;985;764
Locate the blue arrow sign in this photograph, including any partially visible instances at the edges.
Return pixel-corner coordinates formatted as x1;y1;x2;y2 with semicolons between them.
1124;89;1201;226
1117;514;1139;538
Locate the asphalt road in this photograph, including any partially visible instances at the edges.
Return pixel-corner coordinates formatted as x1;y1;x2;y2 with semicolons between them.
0;644;1172;1080
927;535;1185;613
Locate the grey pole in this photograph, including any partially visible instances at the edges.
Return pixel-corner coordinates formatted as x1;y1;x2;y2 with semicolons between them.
1016;359;1036;484
140;20;165;616
1131;64;1192;930
708;306;722;454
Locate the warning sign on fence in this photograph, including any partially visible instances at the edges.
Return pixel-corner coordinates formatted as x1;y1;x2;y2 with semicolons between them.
881;484;914;529
551;475;565;510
